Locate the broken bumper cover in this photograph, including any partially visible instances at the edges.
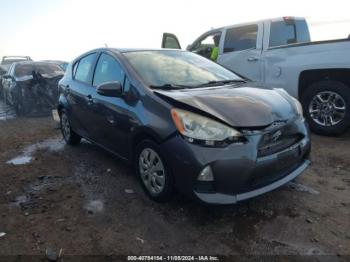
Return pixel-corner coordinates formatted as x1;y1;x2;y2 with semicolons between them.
195;159;310;204
160;118;311;205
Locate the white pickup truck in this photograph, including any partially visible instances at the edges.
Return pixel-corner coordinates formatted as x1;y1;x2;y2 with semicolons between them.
162;17;350;135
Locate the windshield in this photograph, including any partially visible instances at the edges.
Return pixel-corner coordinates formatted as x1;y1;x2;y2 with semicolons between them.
123;50;242;88
15;63;64;78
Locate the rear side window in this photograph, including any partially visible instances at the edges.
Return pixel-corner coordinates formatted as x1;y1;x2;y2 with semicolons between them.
269;20;311;47
74;53;96;84
93;54;124;87
224;25;258;53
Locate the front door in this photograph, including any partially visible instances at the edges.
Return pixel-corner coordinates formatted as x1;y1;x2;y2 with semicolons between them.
90;53;131;158
216;23;263;82
162;33;181;49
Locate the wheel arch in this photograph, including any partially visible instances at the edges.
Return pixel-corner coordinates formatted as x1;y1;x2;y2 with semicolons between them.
298;69;350;98
57;94;69;117
130;128;165;162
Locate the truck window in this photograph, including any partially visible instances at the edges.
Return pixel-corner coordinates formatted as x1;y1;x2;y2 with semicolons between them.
269;20;310;47
191;32;222;59
223;25;258;53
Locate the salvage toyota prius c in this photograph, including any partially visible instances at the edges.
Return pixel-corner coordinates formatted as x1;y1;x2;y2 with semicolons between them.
58;48;311;204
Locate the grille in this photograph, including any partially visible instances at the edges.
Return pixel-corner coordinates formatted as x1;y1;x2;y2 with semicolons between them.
257;127;303;157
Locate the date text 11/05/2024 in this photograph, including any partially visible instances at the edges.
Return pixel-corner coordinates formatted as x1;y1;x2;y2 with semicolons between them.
127;256;219;261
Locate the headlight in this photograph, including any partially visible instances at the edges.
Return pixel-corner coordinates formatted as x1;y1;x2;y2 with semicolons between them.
291;97;304;118
171;108;242;146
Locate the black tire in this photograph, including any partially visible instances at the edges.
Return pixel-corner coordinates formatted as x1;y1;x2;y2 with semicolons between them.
134;140;174;202
301;80;350;136
60;109;81;146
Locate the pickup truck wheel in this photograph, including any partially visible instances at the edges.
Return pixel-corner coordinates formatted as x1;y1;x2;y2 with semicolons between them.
135;140;174;202
301;80;350;136
60;109;81;145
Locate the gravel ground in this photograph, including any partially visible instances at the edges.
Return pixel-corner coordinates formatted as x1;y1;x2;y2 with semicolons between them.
0;108;349;261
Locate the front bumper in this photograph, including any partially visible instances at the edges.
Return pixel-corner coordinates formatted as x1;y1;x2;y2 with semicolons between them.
195;156;309;204
160;118;311;204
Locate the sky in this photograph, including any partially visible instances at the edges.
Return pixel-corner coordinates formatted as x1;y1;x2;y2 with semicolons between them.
0;0;349;61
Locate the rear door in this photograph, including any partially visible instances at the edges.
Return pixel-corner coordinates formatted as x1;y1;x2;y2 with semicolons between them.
68;53;98;138
217;23;263;82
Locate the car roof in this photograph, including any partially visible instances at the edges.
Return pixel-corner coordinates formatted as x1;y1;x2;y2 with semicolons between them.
72;48;188;65
14;61;61;66
85;47;186;54
114;48;186;53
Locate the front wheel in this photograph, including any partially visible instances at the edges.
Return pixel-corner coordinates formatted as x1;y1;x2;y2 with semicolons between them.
60;109;81;145
301;80;350;136
135;140;174;202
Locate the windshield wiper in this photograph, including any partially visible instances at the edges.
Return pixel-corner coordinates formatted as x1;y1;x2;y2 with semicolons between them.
149;84;188;90
150;79;246;90
196;79;246;87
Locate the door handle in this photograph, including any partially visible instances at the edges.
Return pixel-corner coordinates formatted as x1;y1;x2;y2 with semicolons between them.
86;94;93;105
247;57;259;62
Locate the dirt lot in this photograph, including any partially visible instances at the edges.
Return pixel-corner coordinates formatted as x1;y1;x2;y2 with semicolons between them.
0;99;349;260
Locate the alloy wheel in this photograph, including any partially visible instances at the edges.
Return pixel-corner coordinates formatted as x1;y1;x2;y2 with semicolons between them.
308;91;346;127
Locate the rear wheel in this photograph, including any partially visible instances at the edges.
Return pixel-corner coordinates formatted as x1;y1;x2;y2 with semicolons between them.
60;109;81;145
301;80;350;136
135;140;174;202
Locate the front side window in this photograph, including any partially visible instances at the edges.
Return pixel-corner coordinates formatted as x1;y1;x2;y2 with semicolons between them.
224;25;258;53
123;50;242;88
74;53;96;84
93;54;125;87
191;32;222;59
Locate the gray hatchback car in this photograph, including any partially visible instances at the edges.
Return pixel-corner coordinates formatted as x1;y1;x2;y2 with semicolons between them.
58;48;311;204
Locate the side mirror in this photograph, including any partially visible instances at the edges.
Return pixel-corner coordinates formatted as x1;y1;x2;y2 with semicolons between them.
2;74;10;79
96;81;122;97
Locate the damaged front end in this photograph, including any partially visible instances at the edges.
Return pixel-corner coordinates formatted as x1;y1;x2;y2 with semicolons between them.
10;62;64;116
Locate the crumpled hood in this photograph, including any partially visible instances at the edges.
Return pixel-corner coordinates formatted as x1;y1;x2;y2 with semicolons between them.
154;85;297;127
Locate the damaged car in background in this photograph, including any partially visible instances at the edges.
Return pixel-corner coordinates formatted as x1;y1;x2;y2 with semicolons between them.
1;56;32;70
0;65;6;98
2;61;64;116
58;48;310;204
